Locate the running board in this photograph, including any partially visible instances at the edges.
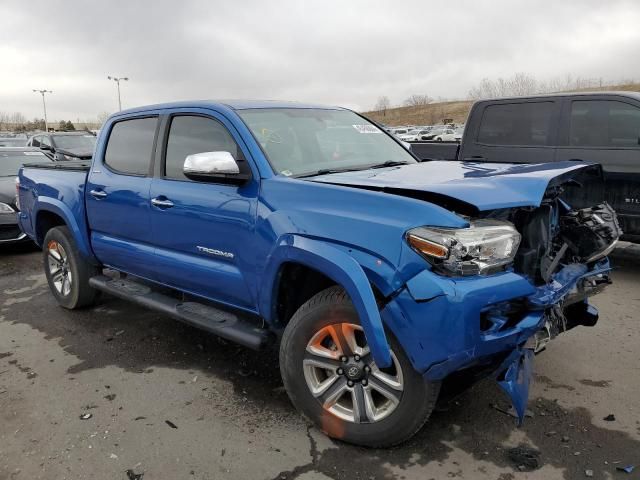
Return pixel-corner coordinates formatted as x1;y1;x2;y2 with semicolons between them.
88;275;271;350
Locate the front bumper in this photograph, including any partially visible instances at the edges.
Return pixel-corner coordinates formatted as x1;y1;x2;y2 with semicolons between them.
381;259;611;381
0;212;27;244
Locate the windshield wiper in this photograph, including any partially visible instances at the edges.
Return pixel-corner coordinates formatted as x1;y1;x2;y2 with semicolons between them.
369;160;411;169
294;167;367;178
294;161;411;178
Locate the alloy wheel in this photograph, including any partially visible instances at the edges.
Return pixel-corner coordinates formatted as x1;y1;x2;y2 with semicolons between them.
47;240;73;296
303;323;404;423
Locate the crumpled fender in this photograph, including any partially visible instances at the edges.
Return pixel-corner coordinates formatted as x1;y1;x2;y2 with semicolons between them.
260;234;392;368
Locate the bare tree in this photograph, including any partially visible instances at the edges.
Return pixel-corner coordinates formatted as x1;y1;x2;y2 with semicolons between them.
0;112;9;131
468;73;539;99
374;96;390;116
509;73;538;96
10;112;26;126
403;94;433;107
96;111;111;126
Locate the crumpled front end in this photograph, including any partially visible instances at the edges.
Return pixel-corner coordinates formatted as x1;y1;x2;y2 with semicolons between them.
381;197;621;425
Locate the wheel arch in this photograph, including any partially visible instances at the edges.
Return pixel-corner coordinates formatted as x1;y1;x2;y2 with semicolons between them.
33;199;94;261
261;235;393;368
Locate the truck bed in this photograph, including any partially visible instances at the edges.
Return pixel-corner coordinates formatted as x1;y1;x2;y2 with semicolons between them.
23;160;91;171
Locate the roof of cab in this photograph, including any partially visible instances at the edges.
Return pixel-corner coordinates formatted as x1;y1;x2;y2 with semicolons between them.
473;90;640;103
117;99;344;116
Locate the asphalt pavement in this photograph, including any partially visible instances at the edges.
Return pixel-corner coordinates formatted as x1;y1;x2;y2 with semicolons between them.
1;243;639;480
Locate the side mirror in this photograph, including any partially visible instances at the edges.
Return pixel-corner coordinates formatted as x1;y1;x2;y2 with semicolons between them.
40;144;52;151
183;151;250;184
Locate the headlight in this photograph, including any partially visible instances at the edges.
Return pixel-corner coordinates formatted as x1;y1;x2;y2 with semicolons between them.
0;202;15;213
406;219;521;276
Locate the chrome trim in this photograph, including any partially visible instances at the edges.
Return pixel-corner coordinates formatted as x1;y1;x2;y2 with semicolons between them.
0;232;27;244
183;151;239;176
89;189;107;199
151;198;174;208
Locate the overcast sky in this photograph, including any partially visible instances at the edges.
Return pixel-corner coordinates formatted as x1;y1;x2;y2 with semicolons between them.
1;0;639;121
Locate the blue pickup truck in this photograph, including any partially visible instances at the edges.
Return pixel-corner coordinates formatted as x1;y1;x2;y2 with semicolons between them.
17;100;621;447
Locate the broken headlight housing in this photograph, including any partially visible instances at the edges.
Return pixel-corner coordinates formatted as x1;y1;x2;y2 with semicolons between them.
406;219;522;276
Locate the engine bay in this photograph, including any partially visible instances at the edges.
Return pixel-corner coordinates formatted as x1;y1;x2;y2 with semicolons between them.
487;199;621;286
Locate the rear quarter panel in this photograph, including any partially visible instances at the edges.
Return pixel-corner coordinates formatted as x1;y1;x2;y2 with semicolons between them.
18;167;94;259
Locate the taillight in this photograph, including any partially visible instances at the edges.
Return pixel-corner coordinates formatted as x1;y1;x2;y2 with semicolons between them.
15;177;20;211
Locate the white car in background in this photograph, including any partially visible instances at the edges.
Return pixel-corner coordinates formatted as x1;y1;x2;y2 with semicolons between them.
453;127;464;141
431;128;460;142
399;128;431;142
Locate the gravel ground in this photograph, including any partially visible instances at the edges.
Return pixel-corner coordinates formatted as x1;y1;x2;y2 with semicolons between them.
0;243;639;480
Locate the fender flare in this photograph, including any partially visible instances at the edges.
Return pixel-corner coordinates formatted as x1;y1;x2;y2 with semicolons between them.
33;199;94;261
261;235;393;368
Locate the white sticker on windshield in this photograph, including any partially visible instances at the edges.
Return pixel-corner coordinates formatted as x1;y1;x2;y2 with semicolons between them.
352;124;381;134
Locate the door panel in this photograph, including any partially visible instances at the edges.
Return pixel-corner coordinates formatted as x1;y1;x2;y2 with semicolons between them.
149;113;258;310
150;180;257;309
86;116;159;278
461;100;560;163
556;98;640;235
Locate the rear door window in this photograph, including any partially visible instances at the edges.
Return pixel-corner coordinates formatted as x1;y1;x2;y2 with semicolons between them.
570;100;640;148
477;102;555;146
104;117;158;175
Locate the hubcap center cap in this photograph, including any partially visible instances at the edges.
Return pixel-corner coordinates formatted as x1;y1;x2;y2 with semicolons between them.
344;362;364;381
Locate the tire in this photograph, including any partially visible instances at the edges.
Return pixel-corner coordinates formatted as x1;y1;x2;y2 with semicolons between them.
436;137;443;142
279;286;440;447
43;226;100;309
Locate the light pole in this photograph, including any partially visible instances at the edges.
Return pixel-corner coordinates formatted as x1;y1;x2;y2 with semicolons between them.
107;76;129;111
33;89;53;132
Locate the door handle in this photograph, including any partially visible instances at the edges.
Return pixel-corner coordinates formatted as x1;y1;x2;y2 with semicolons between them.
151;197;174;209
90;189;107;199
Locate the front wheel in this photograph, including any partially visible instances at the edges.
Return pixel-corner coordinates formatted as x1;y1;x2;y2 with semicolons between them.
43;226;100;309
279;286;440;447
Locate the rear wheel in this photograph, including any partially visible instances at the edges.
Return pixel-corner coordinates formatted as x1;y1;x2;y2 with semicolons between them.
43;226;100;309
280;286;440;447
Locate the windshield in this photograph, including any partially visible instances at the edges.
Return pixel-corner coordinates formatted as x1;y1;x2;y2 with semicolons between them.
53;134;96;150
0;151;48;176
238;109;416;177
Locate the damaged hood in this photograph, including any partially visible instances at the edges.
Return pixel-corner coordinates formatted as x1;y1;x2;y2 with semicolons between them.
310;161;598;211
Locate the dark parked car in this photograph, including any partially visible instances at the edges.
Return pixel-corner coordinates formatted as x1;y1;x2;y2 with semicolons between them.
410;91;640;241
0;147;50;244
27;131;96;161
